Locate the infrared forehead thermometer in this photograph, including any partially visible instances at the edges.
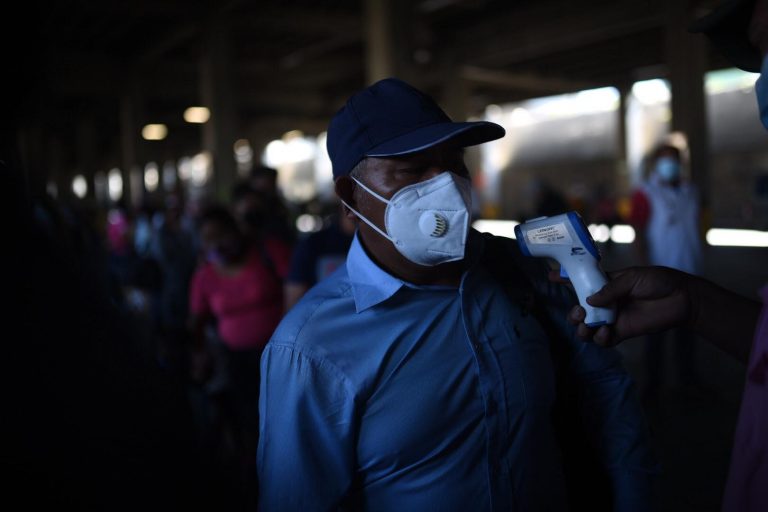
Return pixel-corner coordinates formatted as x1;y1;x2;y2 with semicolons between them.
514;211;616;327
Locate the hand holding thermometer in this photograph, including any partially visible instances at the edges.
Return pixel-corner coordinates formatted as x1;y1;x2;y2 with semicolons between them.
514;211;616;327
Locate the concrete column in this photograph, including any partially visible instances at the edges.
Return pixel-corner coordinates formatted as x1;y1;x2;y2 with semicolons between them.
19;120;47;199
365;0;396;84
47;134;65;199
616;84;631;195
76;117;98;204
666;0;710;205
441;59;470;122
200;17;238;203
120;87;144;209
364;0;418;85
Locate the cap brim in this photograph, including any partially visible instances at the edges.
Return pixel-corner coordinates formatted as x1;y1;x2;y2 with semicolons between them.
365;121;505;157
688;0;761;72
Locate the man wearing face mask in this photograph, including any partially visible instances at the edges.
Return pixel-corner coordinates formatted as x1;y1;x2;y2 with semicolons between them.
257;77;658;511
628;143;704;403
564;0;767;510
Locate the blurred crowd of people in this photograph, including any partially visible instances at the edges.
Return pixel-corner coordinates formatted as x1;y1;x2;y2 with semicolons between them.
11;161;356;510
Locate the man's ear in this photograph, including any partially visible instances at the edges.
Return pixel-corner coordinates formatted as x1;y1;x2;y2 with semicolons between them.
335;176;357;218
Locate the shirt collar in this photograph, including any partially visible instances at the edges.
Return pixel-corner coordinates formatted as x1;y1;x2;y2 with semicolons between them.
346;233;406;313
346;230;485;313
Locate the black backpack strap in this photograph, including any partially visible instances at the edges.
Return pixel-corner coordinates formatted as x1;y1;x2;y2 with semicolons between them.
479;232;613;512
479;232;570;365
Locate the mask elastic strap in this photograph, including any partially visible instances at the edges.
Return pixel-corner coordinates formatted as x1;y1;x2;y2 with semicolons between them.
342;177;395;242
351;176;391;204
340;199;394;243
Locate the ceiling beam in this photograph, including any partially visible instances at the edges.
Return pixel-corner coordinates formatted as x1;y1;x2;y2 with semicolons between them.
461;65;598;94
279;33;362;69
232;8;361;36
453;0;667;68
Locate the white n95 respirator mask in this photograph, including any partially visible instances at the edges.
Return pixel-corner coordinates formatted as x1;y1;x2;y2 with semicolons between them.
342;171;472;266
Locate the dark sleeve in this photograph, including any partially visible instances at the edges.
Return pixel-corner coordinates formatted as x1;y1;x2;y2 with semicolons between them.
488;234;660;512
286;234;318;286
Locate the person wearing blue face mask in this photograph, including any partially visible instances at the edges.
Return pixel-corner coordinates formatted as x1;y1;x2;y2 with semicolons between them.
563;1;768;510
257;77;658;512
631;144;703;275
628;143;704;404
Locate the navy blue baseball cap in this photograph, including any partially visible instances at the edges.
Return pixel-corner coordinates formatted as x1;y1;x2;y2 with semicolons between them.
326;78;505;179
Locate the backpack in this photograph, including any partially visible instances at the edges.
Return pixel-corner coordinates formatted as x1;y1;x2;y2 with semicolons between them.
480;232;613;512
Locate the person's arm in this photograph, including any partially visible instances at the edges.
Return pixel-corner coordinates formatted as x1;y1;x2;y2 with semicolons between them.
283;235;316;311
188;268;214;382
535;275;659;512
258;343;357;510
284;282;310;311
565;267;762;364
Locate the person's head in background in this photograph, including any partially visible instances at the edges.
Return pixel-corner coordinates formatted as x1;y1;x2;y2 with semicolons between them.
197;205;246;268
106;206;133;256
651;143;684;187
163;192;184;229
526;176;569;218
249;165;279;196
231;181;268;243
244;166;295;244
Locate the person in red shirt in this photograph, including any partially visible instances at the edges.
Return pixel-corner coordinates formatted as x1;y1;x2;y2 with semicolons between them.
188;205;290;503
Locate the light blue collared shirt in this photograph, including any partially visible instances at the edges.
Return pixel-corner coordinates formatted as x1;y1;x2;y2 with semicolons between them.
258;231;657;511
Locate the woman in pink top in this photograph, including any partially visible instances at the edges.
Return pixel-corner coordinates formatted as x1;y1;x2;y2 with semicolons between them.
190;206;289;352
188;205;290;498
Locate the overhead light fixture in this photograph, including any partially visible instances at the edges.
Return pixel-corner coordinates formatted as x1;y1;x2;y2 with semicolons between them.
190;152;212;186
108;168;123;201
142;124;168;141
588;224;611;243
609;224;636;244
283;130;304;140
631;79;671;106
706;228;768;247
144;162;159;192
234;139;252;158
72;175;88;198
183;107;210;124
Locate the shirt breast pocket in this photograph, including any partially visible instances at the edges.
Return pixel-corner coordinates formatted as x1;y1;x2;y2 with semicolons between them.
501;318;556;410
